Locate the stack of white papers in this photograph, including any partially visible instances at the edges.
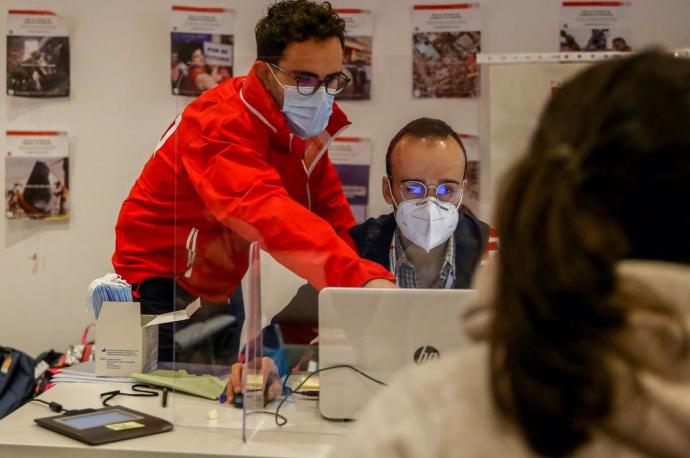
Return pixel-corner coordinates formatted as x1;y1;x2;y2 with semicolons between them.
51;361;136;384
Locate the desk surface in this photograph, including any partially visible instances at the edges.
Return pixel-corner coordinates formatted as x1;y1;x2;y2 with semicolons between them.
0;382;350;458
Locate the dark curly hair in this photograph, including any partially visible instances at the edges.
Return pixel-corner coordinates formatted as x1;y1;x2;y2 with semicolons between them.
255;1;345;64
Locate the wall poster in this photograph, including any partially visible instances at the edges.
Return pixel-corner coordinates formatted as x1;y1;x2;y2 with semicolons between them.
171;5;234;97
329;137;371;224
560;1;633;52
412;3;481;98
6;131;70;221
7;9;70;97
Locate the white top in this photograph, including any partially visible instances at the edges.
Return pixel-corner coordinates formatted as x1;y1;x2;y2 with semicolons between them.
330;261;690;458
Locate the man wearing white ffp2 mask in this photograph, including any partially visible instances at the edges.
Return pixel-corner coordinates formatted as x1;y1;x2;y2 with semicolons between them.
350;118;489;289
392;193;460;253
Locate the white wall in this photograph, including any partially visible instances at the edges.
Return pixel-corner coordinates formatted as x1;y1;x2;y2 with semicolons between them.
480;62;589;225
1;0;689;356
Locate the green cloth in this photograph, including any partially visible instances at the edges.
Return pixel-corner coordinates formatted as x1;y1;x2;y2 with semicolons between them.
131;370;226;400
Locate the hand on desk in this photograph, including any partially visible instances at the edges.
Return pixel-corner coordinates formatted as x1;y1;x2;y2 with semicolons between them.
225;357;282;403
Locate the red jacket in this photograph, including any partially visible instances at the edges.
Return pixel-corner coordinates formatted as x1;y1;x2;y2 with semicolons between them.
113;66;393;302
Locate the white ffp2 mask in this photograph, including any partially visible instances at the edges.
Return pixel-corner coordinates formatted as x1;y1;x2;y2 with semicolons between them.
394;197;459;253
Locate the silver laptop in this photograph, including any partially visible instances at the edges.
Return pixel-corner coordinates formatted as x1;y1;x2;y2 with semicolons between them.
318;288;476;420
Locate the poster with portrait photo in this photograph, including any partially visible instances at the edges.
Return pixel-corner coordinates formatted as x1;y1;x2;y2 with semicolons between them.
329;137;371;223
560;1;633;52
336;9;373;101
5;131;69;221
412;3;481;99
6;10;70;97
170;6;234;97
460;134;480;216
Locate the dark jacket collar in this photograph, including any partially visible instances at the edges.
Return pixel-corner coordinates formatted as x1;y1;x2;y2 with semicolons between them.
350;210;490;288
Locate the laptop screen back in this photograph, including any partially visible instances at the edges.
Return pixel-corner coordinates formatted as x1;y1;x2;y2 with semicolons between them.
318;288;476;420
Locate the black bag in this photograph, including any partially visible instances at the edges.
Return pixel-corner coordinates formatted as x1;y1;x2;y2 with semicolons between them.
0;347;36;420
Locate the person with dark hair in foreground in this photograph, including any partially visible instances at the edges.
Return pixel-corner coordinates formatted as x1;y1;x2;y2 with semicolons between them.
114;0;396;393
332;51;690;458
351;117;489;289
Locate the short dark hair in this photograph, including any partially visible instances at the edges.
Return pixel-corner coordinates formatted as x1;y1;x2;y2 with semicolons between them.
386;118;467;178
255;1;345;64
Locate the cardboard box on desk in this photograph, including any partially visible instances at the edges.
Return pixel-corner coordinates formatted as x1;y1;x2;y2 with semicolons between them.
95;300;200;377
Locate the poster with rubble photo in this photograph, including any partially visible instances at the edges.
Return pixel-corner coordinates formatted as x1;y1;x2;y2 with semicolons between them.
6;10;70;97
412;3;481;98
6;131;69;221
560;1;633;52
171;6;234;97
336;9;373;101
329;137;371;223
460;134;480;216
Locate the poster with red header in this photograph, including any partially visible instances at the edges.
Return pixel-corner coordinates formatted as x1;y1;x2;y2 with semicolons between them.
5;131;69;221
460;134;480;216
6;10;70;97
412;3;481;98
170;6;234;97
336;9;373;101
560;1;633;52
329;137;371;223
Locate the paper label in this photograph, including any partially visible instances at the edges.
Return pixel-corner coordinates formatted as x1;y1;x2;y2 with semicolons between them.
412;3;481;33
170;6;234;34
7;10;68;37
106;421;146;431
1;356;12;374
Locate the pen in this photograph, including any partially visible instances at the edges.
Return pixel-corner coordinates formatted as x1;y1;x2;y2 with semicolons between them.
219;381;228;404
162;387;168;408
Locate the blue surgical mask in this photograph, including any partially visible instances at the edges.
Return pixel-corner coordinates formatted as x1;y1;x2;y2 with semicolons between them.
281;85;334;138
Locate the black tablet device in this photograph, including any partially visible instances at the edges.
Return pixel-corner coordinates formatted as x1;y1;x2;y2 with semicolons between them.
35;406;173;445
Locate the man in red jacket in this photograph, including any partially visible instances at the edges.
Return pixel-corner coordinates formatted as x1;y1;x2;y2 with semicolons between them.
113;1;395;362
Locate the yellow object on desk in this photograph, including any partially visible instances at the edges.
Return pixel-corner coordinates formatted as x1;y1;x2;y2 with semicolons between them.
288;373;320;392
106;421;145;431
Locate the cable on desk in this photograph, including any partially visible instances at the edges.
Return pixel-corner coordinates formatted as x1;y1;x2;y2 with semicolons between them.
246;410;288;426
30;398;67;413
100;383;159;407
29;384;161;415
272;364;387;427
29;399;92;416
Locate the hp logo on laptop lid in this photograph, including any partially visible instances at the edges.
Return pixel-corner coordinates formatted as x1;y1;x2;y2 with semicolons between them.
413;345;440;364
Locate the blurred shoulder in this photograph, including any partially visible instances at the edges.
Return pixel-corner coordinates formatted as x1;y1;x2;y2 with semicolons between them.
330;346;532;458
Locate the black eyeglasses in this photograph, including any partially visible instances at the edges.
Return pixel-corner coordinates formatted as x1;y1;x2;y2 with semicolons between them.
269;63;351;96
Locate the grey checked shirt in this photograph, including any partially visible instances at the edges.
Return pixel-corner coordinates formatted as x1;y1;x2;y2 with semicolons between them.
392;230;455;289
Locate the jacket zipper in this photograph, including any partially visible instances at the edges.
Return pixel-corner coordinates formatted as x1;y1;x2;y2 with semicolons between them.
305;124;349;176
291;133;313;210
302;160;312;210
184;228;199;278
